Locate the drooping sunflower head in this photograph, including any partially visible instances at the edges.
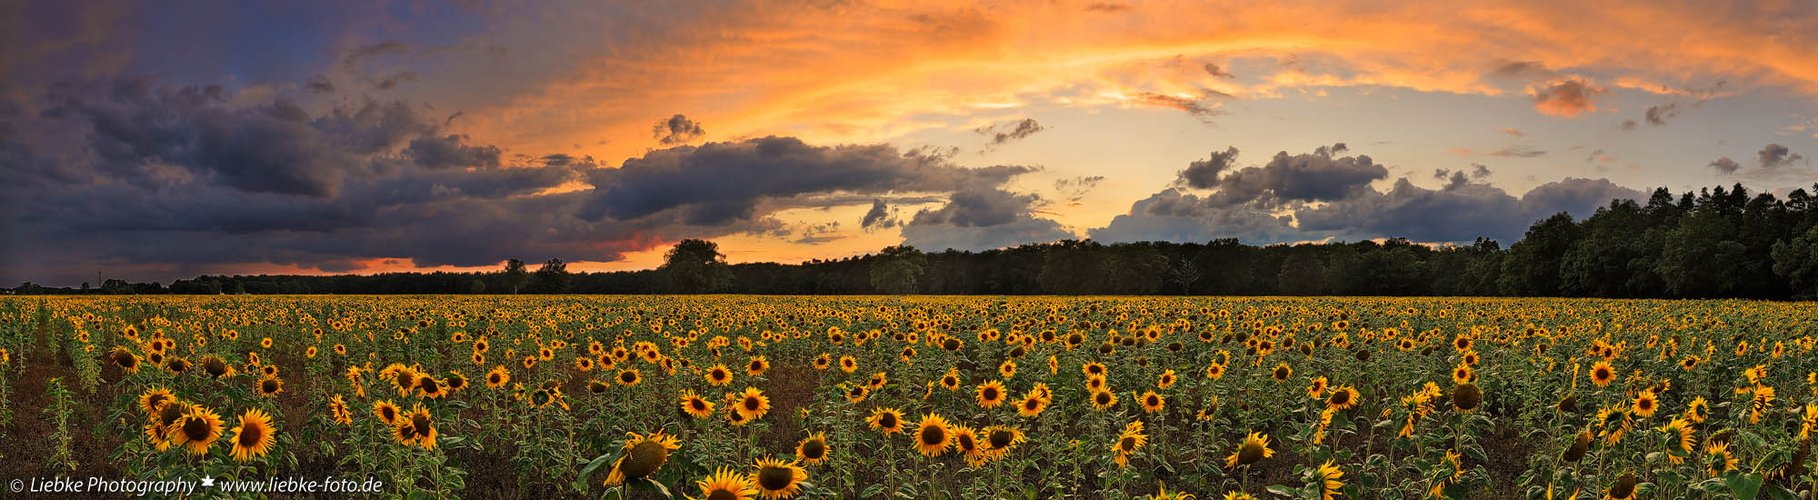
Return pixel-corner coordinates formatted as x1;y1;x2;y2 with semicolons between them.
1226;431;1275;468
110;346;140;373
604;430;681;485
913;413;953;457
795;432;829;465
228;408;277;462
1452;382;1483;412
1606;472;1637;499
751;456;807;499
1562;429;1592;463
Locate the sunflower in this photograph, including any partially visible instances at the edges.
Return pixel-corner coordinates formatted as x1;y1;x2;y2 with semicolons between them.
795;432;829;465
416;375;445;399
1749;385;1776;424
1157;369;1177;389
1686;396;1709;423
605;430;681;486
373;400;402;426
256;376;284;398
940;370;961;391
1705;441;1739;476
736;387;771;421
1113;420;1148;468
681;390;715;419
1630;389;1658;418
199;355;233;379
1225;432;1275;468
999;359;1017;379
1206;363;1226;380
751;456;807;499
838;355;857;373
110;346;141;373
868;407;905;435
693;466;757;500
138;387;176;415
747;356;770;376
976;381;1007;408
1590;360;1615;387
983;425;1026;459
487;366;510;388
1306;376;1328;398
1451;363;1475;385
1140;390;1166;414
910;413;954;457
1315;460;1344;500
171;405;225;456
1561;429;1592;463
1320;386;1358;411
328;395;352;425
146;400;189;451
1090;389;1119;411
393;404;438;449
1605;472;1637;500
705;364;733;386
1659;417;1694;463
844;384;869;403
1016;394;1048;417
617;369;642;387
811;353;831;371
1453;382;1483;412
867;371;889;389
228;408;276;462
1083;362;1107;378
1272;363;1293;382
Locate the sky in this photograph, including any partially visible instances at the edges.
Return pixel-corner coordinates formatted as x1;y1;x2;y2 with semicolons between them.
3;0;1818;287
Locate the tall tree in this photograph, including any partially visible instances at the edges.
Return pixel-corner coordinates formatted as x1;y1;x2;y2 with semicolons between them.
661;239;733;293
868;245;926;294
502;258;530;294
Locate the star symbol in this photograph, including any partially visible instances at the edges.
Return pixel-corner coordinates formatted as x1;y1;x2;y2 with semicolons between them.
199;476;215;488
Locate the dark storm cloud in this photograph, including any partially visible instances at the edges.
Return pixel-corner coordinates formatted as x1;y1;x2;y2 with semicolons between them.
1759;143;1804;169
901;188;1072;251
578;136;1036;225
1176;147;1239;189
1710;156;1742;174
653;114;706;145
975;118;1046;146
406;134;502;169
861;199;897;230
1187;143;1386;206
1090;145;1643;245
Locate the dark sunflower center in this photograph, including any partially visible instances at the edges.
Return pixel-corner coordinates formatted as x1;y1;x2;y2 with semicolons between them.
880;414;898;428
1146;396;1160;406
692;399;707;411
182;417;211;441
984;388;999;399
744;397;761;411
238;424;263;446
1331;391;1352;406
1096;393;1112;405
756;466;794;490
261;380;279;393
989;430;1012;448
1119;436;1136;451
802;440;826;458
707;490;738;500
1238;442;1264;464
621;372;636;383
958;434;976;451
908;420;944;444
621;442;667;479
1274;368;1289;379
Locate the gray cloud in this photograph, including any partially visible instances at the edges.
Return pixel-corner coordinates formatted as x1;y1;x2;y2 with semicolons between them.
653;114;705;145
1204;63;1234;79
860;199;897;230
406;134;502;169
1710;156;1741;174
976;118;1046;146
1091;145;1643;245
1054;175;1105;205
901;188;1071;251
1138;92;1223;120
1531;78;1603;117
1645;102;1679;126
1185;143;1385;206
1759;143;1804;169
1487;145;1547;158
578;136;1037;225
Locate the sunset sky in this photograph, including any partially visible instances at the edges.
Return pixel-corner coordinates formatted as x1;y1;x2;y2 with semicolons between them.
4;0;1818;286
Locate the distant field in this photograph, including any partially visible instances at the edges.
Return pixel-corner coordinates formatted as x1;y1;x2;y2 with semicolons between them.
1;295;1814;499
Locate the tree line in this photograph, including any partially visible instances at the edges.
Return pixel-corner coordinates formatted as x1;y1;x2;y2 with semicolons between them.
11;183;1818;299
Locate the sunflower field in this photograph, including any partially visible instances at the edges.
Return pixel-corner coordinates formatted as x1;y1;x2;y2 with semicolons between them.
2;295;1817;499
